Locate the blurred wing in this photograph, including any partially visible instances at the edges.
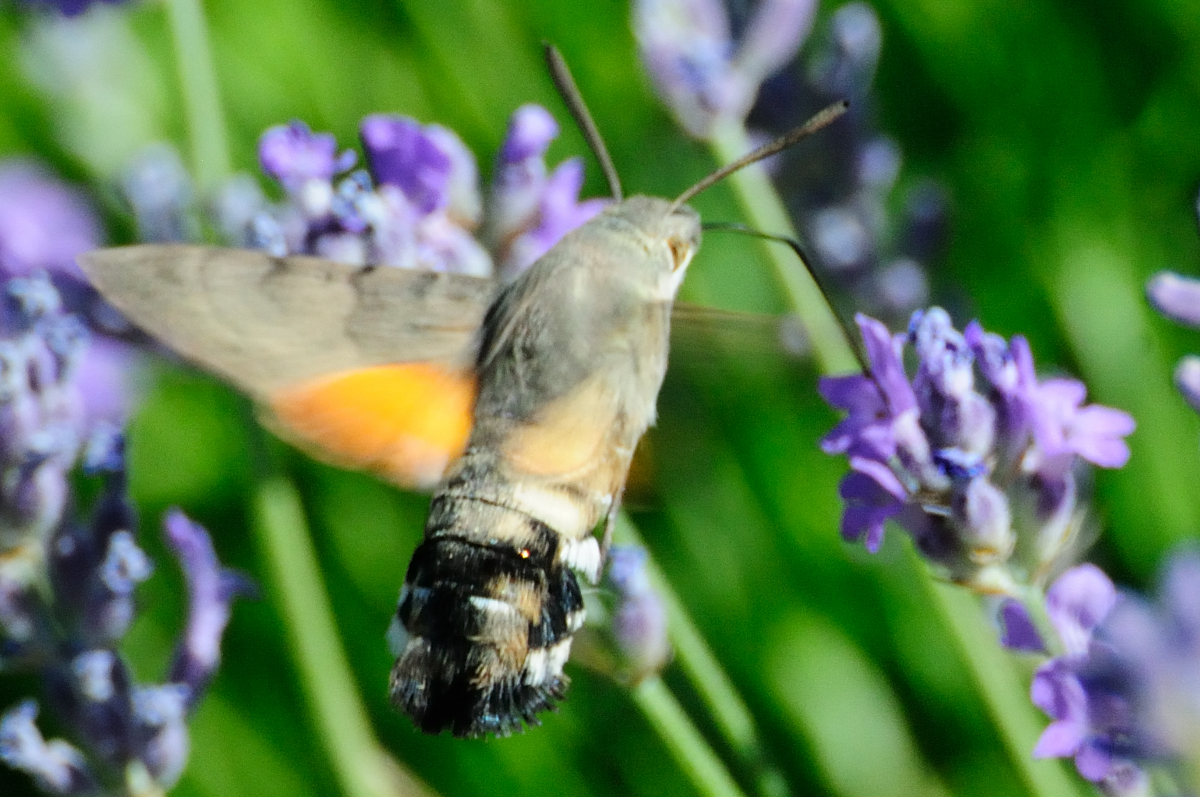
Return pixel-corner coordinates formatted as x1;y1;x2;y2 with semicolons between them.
614;303;802;510
79;244;497;488
669;302;804;364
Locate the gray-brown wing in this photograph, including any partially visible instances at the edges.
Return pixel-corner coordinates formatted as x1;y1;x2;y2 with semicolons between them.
78;244;496;397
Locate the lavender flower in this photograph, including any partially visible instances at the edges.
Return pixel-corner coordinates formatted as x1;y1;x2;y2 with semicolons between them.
2;441;249;794
634;1;945;323
573;546;671;685
998;598;1044;653
164;510;254;699
633;0;817;139
1147;267;1200;417
0;276;248;794
236;107;605;280
1099;551;1200;789
1029;554;1200;794
773;3;946;323
821;309;1135;591
0;159;137;427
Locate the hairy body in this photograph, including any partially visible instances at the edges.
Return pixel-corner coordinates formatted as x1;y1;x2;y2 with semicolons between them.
390;197;700;736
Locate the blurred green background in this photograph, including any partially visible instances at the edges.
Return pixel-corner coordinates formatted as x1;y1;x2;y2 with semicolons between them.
2;0;1200;796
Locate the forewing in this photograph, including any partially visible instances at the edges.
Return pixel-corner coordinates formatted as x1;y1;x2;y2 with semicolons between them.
78;244;495;395
79;244;497;489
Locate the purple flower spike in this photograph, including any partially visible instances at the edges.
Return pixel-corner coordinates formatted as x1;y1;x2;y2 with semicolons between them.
1147;271;1200;329
0;700;97;795
360;115;454;214
0;161;101;279
823;308;1135;585
164;510;253;702
259;122;352;191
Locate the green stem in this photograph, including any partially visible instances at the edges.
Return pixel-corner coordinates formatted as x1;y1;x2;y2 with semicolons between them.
617;515;788;797
164;0;230;192
251;476;426;797
632;677;749;797
707;120;859;376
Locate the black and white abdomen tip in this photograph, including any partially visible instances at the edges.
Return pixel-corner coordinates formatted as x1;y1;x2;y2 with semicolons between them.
388;532;587;738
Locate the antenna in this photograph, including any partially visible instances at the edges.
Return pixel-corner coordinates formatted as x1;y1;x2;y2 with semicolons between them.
543;43;624;201
670;101;849;211
701;221;870;376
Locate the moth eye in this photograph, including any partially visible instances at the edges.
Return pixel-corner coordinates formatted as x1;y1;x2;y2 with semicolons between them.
667;237;691;270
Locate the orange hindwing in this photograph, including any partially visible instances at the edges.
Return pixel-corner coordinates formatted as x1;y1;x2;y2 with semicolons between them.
268;363;475;490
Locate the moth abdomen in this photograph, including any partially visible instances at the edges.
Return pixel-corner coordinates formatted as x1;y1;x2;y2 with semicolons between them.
388;505;587;738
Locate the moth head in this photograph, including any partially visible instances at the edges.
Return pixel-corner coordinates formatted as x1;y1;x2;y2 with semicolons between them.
602;196;701;298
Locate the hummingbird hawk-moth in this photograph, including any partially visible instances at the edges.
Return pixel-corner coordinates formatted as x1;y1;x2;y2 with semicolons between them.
79;47;844;738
